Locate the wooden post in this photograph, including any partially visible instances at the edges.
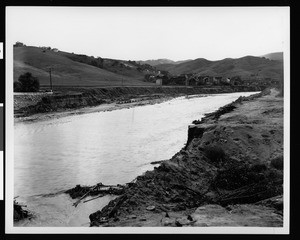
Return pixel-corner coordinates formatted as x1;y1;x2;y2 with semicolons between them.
186;77;189;97
49;67;53;92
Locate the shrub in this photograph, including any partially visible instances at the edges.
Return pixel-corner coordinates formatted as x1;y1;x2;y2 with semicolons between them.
214;163;267;190
13;81;23;92
250;163;267;172
204;145;226;163
15;72;40;92
270;156;283;170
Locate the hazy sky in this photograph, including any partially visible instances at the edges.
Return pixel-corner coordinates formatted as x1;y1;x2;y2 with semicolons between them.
6;7;289;61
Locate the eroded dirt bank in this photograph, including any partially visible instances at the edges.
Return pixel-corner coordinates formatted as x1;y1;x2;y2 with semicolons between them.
14;85;262;120
85;88;283;227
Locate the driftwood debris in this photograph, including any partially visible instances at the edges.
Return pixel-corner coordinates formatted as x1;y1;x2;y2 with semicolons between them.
72;185;99;207
150;160;168;165
83;195;104;203
66;182;127;207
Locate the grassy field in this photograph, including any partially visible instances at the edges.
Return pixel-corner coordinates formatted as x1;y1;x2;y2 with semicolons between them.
14;46;154;86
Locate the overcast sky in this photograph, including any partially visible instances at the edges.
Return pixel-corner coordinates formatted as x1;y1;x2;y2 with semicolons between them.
6;7;289;61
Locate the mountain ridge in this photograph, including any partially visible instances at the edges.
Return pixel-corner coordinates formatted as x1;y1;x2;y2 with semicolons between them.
155;54;283;80
14;45;283;87
137;59;192;66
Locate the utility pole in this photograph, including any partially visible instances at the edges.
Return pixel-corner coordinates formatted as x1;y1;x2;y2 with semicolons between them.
186;77;189;97
48;67;53;92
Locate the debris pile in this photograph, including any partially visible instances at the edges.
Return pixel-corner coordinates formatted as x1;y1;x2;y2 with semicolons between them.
65;182;127;207
14;198;33;222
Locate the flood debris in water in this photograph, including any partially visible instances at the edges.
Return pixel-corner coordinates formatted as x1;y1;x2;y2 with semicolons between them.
14;197;33;222
65;182;128;207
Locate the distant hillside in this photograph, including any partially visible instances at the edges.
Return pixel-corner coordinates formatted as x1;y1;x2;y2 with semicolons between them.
156;56;283;80
138;59;192;66
260;52;283;62
14;46;158;86
14;46;283;86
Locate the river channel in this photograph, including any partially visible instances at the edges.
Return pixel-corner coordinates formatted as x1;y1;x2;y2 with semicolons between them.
14;91;258;226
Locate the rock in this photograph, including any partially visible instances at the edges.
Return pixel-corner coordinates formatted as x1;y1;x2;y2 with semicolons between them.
175;217;192;226
175;220;183;227
161;217;175;226
197;206;206;210
165;212;170;218
197;223;208;227
139;217;147;221
256;195;283;211
99;217;108;223
146;205;156;211
128;214;137;219
187;215;193;221
225;206;232;211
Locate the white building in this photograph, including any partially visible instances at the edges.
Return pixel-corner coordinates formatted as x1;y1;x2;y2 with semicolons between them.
156;79;162;85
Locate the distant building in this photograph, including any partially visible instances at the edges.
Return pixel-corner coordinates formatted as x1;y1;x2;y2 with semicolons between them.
52;48;59;52
201;76;213;85
156;79;163;85
213;76;222;84
230;76;243;86
14;42;25;47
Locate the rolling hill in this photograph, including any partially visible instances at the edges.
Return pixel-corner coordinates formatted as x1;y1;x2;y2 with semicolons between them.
138;59;192;66
14;46;157;86
260;52;283;62
14;46;284;87
155;55;283;80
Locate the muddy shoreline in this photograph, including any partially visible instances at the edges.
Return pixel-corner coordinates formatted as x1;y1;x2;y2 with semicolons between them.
14;85;262;123
78;88;283;227
14;87;283;227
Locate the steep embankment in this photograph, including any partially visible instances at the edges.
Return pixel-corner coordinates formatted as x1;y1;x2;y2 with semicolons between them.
14;85;263;117
87;88;283;227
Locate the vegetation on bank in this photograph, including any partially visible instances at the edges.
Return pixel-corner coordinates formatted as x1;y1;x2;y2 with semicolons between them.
14;72;40;92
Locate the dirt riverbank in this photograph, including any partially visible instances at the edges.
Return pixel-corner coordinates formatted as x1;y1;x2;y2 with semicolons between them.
14;85;262;123
85;88;283;227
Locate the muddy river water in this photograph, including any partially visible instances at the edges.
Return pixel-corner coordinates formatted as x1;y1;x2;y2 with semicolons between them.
14;92;258;226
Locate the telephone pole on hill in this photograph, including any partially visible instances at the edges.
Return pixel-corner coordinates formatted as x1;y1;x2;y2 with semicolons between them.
48;67;53;92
